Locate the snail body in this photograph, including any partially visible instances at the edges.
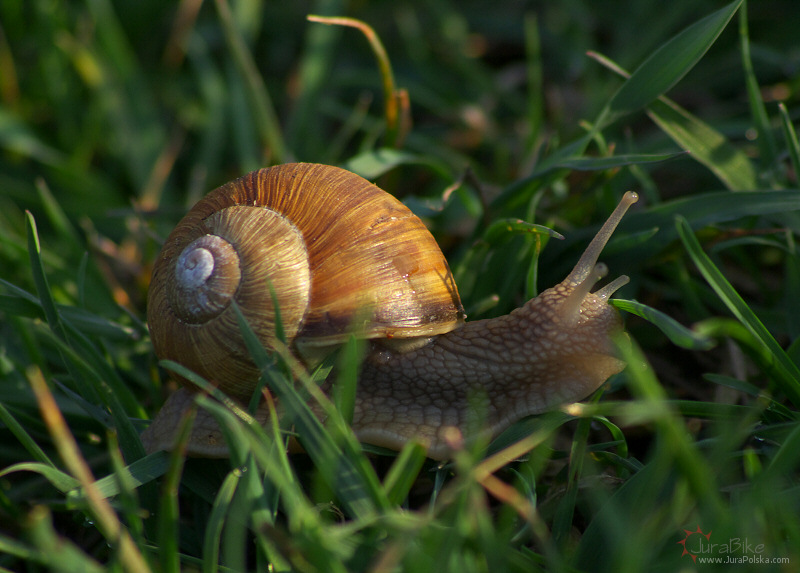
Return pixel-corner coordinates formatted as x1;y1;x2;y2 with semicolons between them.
143;163;637;459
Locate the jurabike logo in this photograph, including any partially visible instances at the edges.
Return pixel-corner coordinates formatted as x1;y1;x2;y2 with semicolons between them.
678;526;712;563
678;526;769;564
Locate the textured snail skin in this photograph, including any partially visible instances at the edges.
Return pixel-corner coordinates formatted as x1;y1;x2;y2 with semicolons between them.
142;163;637;460
353;288;626;458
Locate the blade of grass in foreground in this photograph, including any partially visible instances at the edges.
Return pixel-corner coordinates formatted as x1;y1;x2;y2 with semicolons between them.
25;212;146;461
0;462;79;493
203;469;240;573
14;507;106;573
676;216;800;407
27;366;152;573
158;408;197;573
230;301;391;518
190;396;310;512
552;414;592;547
63;451;171;502
381;440;428;505
575;339;727;571
611;299;714;350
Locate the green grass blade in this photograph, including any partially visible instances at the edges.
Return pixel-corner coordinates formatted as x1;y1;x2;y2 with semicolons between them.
26;213;106;410
26;212;66;341
694;317;796;383
230;302;390;517
591;417;629;460
671;399;762;421
284;2;345;158
27;366;152;573
483;219;562;244
35;178;81;250
21;507;107;573
0;533;38;568
739;0;778;171
524;13;544;152
333;335;363;425
25;212;146;460
59;305;136;341
236;453;292;570
67;452;171;502
59;319;144;416
676;216;800;406
492;147;684;218
0;278;42;304
620;190;800;246
40;327;147;459
590;50;759;190
611;299;714;350
618;341;722;504
0;402;55;466
106;434;147;546
382;441;429;505
158;411;195;573
552;416;591;547
575;341;727;571
0;462;80;492
194;398;345;571
0;109;66;165
222;456;262;571
778;102;800;180
646;97;759;190
203;469;241;573
193;396;314;518
761;421;800;482
704;373;762;397
552;151;687;171
344;148;450;180
214;0;286;163
602;0;742;126
491;133;591;209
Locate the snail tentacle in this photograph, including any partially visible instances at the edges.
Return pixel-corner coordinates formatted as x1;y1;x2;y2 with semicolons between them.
565;191;638;287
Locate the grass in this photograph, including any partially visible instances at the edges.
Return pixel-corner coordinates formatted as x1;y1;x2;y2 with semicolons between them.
1;0;800;571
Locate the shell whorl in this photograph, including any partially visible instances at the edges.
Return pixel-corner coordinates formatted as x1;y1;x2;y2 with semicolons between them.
170;234;241;324
149;204;311;397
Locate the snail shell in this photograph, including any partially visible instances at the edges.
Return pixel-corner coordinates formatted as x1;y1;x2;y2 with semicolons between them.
147;163;465;399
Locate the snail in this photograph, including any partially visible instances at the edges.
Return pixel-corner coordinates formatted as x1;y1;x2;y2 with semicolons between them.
142;163;638;460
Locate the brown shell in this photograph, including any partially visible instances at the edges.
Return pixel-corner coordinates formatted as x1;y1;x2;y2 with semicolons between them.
147;163;465;398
